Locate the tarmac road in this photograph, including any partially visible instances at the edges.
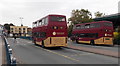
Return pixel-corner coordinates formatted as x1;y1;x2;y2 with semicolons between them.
7;38;118;64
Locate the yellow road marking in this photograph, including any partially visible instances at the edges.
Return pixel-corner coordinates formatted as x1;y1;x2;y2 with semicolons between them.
35;46;80;62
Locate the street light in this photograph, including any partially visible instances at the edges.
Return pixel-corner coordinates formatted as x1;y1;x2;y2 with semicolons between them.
19;17;24;26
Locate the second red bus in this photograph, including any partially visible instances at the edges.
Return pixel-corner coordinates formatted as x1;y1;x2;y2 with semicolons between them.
70;21;114;46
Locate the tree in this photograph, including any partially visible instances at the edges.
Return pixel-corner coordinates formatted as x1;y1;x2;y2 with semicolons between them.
68;9;94;25
4;23;14;34
94;11;105;18
68;23;73;37
68;9;94;37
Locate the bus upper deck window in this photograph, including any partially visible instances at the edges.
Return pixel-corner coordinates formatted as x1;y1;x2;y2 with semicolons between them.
76;25;81;29
90;23;100;28
85;24;90;28
104;22;113;26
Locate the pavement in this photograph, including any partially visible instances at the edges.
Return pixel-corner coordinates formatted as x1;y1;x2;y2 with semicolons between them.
0;36;6;65
66;40;119;58
0;36;3;65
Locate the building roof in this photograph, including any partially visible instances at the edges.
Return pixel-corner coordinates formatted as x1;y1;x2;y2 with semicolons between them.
93;13;120;28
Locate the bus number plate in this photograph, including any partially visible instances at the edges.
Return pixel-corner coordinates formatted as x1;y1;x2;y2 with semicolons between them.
105;38;110;40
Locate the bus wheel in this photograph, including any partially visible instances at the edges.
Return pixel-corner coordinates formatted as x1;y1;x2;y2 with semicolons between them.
90;40;94;45
76;40;80;44
41;40;45;48
34;40;37;45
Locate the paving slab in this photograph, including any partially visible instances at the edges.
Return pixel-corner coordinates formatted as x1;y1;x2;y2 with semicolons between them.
66;44;119;58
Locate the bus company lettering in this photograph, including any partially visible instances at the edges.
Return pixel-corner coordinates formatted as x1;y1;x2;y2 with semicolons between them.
57;32;64;35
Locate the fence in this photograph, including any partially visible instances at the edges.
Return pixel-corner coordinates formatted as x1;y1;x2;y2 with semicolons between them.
3;36;17;66
20;36;32;40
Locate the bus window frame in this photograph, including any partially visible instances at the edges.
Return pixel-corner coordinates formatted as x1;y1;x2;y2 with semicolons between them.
103;22;113;27
90;23;100;28
37;32;46;38
85;24;90;28
39;20;42;26
78;33;98;38
76;25;81;29
49;16;66;22
33;22;37;27
44;17;48;25
42;19;45;25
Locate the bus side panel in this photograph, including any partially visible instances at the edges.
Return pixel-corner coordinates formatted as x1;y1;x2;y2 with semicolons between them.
103;37;113;45
36;41;42;45
78;40;90;44
94;37;113;45
44;37;50;46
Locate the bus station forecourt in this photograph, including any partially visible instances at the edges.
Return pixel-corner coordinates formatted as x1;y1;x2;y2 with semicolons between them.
0;13;119;64
26;14;119;58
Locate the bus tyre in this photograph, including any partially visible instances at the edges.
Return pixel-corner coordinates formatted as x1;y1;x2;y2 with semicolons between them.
110;44;114;47
34;40;37;45
76;40;80;44
41;40;45;48
90;40;94;45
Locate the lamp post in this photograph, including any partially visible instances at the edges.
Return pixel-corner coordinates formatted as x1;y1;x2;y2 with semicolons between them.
19;17;24;36
19;17;24;26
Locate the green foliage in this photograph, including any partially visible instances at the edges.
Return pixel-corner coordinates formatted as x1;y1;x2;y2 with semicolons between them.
114;32;120;45
68;9;106;37
68;24;73;37
68;9;94;37
114;27;120;44
68;9;94;25
4;23;14;34
115;26;120;32
94;11;105;18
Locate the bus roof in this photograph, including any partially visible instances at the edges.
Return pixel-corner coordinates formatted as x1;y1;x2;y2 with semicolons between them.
33;14;66;23
48;14;66;17
75;21;112;26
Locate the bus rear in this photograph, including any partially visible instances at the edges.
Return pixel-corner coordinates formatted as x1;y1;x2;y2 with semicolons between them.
94;21;114;45
44;15;68;47
32;15;68;47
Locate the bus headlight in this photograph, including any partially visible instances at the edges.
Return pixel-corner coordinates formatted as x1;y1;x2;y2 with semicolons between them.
53;32;56;35
105;34;107;36
60;27;63;29
52;26;58;29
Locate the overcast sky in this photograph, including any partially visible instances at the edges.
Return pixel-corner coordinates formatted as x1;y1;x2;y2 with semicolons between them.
0;0;119;27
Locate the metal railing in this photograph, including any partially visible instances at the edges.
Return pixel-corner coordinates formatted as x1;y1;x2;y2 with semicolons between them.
3;36;17;66
20;36;32;40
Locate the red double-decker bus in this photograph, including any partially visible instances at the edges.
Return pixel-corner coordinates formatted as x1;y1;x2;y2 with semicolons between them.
32;14;68;47
70;21;114;46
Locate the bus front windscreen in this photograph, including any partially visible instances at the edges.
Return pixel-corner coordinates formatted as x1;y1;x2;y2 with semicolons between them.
50;16;66;22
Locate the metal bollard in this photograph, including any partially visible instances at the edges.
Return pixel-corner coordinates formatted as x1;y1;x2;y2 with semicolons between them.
8;48;12;54
11;56;17;66
4;36;17;65
7;44;10;49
